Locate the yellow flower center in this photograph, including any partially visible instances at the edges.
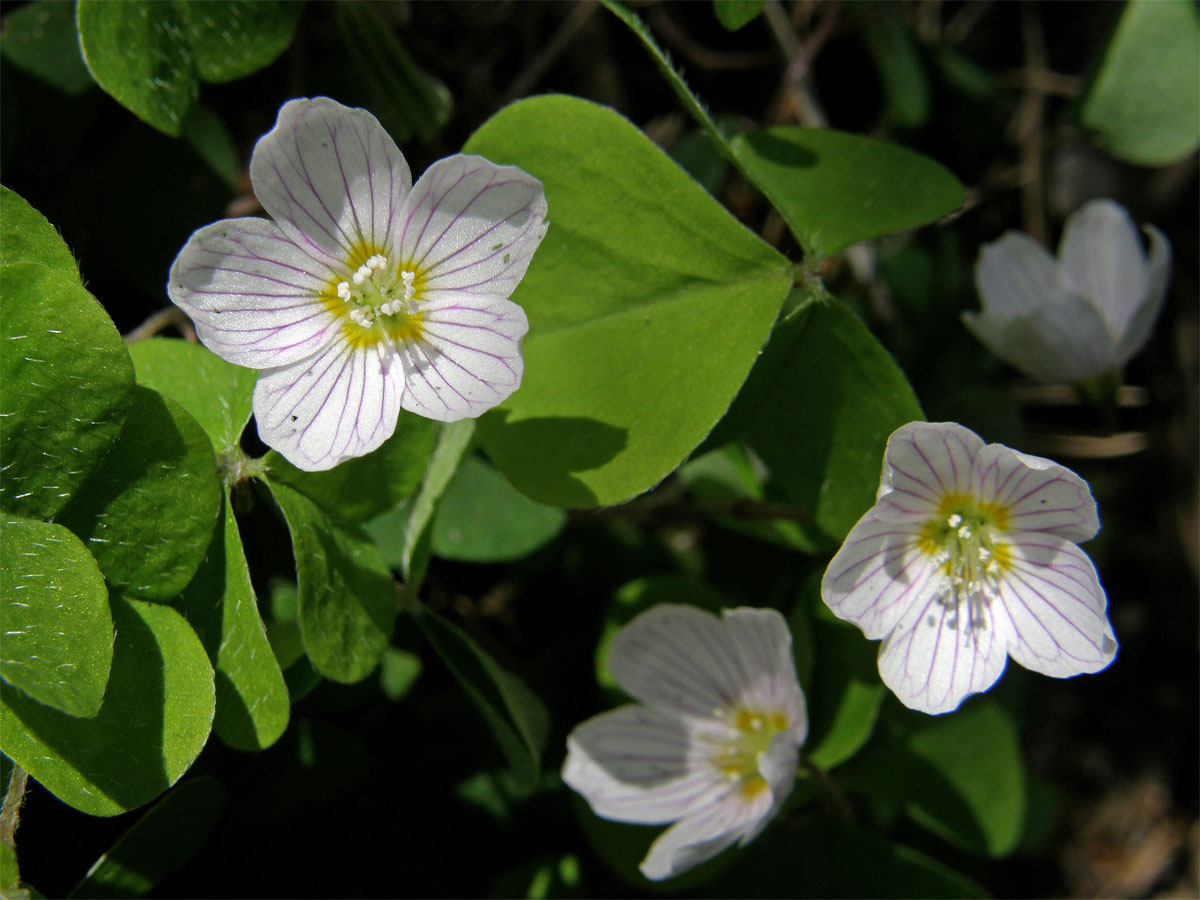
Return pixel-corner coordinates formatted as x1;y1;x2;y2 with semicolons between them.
322;242;426;350
710;707;792;799
918;493;1013;625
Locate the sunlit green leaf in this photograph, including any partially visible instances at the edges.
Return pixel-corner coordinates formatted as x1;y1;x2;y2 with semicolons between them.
56;386;222;602
66;777;223;899
265;480;395;683
0;595;215;816
128;338;256;454
0;260;134;521
431;456;566;563
730;127;963;258
178;494;289;751
743;300;923;541
464;95;793;507
0;517;112;718
415;607;548;792
1079;0;1200;166
0;0;94;96
265;413;435;524
0;184;79;278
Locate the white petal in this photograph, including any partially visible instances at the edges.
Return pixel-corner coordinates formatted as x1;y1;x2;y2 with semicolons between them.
397;297;527;421
168;217;342;369
640;783;773;880
253;338;402;471
967;291;1116;383
875;422;985;522
877;586;1011;715
1058;199;1148;340
608;604;768;720
970;443;1099;542
397;154;548;299
739;730;800;845
562;705;730;825
995;531;1117;678
821;510;944;641
1113;224;1172;367
974;231;1059;320
720;608;807;742
250;97;412;269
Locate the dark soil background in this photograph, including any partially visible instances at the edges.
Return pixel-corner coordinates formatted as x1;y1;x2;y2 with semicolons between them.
2;2;1196;897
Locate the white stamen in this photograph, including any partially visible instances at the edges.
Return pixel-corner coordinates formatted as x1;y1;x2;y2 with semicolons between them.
337;281;352;300
947;513;963;528
401;270;416;302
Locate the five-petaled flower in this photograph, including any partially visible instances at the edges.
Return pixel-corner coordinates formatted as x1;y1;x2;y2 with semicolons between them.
168;97;548;471
822;421;1117;715
965;199;1170;385
563;604;807;881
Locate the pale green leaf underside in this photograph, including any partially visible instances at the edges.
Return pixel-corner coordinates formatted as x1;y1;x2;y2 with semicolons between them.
265;479;395;684
464;94;793;507
56;386;223;602
178;494;289;751
0;596;215;817
0;517;113;719
731;126;964;259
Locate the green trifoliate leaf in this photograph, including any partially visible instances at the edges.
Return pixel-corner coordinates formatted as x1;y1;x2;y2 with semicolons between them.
0;262;135;521
0;595;215;817
1079;0;1200;166
0;517;113;718
265;412;435;524
66;777;223;900
76;0;302;136
415;607;549;793
0;0;94;96
177;493;289;751
128;338;256;455
431;455;566;563
56;386;222;602
730;127;963;259
843;697;1027;858
464;95;793;507
742;299;924;542
265;480;395;684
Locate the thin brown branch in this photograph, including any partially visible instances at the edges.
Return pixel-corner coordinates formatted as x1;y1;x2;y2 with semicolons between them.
648;7;777;72
124;305;194;344
502;0;601;104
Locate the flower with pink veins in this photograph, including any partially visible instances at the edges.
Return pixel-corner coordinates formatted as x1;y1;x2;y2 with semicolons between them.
168;97;547;471
822;421;1117;715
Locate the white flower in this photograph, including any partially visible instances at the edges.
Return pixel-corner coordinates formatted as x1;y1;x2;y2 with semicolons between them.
563;604;807;881
822;421;1118;715
965;199;1170;383
168;97;548;471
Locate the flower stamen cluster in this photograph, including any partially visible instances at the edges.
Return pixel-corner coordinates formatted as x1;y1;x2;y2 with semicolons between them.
336;253;421;329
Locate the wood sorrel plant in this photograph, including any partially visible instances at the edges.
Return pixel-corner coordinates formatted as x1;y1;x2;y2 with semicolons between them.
2;0;1190;896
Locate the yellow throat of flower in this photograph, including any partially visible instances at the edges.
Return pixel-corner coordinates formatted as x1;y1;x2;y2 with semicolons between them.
919;493;1012;604
323;243;426;349
711;707;792;799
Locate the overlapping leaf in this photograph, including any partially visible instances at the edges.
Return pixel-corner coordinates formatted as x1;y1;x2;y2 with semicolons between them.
0;596;215;816
464;95;794;507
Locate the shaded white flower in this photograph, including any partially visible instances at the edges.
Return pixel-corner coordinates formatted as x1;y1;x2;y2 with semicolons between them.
822;421;1117;715
168;97;547;471
965;199;1170;383
563;604;807;881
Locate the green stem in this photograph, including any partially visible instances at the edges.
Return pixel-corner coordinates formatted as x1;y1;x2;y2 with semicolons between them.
802;758;853;823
